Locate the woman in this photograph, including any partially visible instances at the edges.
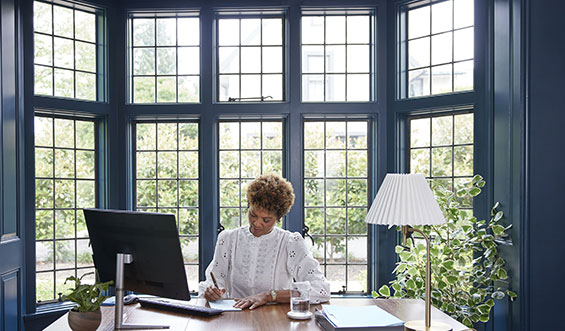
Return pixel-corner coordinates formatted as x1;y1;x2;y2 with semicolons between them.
198;174;330;309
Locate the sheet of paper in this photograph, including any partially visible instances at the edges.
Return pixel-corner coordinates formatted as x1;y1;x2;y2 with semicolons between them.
208;299;242;311
322;304;404;327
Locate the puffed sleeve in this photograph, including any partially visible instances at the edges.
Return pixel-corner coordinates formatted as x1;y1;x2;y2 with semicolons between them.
198;230;231;297
286;232;330;303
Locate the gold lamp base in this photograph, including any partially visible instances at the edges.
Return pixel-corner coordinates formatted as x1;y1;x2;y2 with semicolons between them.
404;320;453;331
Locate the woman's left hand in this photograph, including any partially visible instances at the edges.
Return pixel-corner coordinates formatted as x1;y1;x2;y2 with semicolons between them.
233;291;270;310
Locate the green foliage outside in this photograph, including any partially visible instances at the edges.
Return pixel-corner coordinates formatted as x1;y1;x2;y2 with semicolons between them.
373;175;517;328
61;272;112;312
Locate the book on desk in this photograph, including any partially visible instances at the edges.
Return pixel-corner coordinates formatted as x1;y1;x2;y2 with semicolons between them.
315;305;404;331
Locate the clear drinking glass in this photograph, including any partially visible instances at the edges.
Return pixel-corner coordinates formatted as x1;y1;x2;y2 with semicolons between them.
290;281;311;316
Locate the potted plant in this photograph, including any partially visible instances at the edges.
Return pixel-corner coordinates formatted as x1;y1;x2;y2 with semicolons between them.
61;272;113;331
373;175;517;328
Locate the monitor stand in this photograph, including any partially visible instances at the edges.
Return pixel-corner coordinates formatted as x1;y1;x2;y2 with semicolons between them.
114;253;169;330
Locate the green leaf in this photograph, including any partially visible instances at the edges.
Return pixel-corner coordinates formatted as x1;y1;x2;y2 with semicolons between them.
371;290;379;298
393;283;404;293
469;187;481;196
494;211;503;222
442;260;455;270
480;314;490;322
507;290;517;300
498;268;508;279
378;285;390;297
492;224;505;236
406;279;415;290
486;299;495;307
395;245;404;254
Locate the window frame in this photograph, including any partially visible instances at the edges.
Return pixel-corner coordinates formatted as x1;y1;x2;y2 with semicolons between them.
33;0;107;102
407;109;475;200
33;112;100;305
300;8;377;103
213;9;288;103
302;117;373;294
131;119;201;292
126;11;202;104
397;0;474;99
216;118;287;232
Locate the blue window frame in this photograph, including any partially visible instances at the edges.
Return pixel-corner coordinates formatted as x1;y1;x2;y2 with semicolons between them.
33;0;106;101
128;12;201;103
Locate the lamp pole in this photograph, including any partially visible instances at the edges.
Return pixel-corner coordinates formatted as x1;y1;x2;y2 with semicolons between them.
402;226;452;331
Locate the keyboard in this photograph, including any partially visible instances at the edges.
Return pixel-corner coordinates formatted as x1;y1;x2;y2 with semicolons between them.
138;298;223;317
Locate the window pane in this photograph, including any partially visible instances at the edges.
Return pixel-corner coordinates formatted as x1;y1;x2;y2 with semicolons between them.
34;34;52;66
135;121;200;289
34;2;101;100
409;37;430;69
217;16;285;102
157;18;176;46
326;16;345;44
304;120;369;293
347;16;370;44
54;69;74;98
241;47;261;73
219;19;239;45
131;15;200;103
302;17;324;44
157;48;176;75
178;18;200;45
75;11;96;42
302;12;373;102
431;1;453;34
405;0;474;98
241;19;261;45
35;116;96;303
219;121;284;228
431;64;452;95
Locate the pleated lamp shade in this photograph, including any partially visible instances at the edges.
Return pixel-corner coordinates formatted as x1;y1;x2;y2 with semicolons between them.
365;173;445;226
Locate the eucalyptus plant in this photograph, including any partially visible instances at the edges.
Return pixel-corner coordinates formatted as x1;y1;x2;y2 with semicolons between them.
372;175;517;328
61;272;113;312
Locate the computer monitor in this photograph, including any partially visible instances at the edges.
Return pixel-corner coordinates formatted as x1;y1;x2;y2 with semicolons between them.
84;208;190;301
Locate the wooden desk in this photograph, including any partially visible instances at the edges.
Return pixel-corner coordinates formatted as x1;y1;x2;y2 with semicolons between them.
45;298;471;331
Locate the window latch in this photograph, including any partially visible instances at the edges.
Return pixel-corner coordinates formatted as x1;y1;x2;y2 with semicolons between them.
302;224;314;246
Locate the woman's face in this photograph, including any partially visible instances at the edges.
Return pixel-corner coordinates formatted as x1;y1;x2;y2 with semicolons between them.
248;207;278;237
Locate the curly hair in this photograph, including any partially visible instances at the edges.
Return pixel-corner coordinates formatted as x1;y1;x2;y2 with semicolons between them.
246;174;295;219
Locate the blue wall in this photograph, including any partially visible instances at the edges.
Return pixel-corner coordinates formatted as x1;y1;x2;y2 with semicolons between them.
524;0;565;328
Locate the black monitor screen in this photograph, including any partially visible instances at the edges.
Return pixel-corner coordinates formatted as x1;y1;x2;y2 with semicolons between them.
84;209;190;301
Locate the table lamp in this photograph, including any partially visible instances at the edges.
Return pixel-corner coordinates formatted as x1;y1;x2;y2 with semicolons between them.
365;173;452;331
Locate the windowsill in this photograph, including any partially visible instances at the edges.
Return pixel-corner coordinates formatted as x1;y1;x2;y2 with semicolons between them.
24;302;75;325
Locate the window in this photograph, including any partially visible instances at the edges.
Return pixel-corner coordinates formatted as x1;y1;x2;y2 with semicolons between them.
216;13;285;102
33;1;103;101
403;0;474;97
34;115;97;302
129;13;200;103
409;112;474;208
303;120;369;293
301;9;374;102
218;121;284;229
134;122;199;289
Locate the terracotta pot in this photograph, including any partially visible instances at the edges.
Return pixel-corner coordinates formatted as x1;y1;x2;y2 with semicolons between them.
68;308;102;331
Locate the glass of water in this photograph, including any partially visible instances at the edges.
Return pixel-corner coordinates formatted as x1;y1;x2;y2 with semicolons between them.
290;281;311;316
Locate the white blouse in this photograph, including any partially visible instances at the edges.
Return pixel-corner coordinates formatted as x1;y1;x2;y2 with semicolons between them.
198;225;330;303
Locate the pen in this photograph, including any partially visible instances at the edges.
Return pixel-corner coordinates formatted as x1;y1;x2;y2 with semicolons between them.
210;271;219;288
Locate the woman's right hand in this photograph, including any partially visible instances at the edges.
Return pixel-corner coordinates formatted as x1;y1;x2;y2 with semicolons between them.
204;285;226;302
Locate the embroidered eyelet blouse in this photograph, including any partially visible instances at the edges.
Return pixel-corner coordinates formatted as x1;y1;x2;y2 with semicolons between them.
198;225;330;303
